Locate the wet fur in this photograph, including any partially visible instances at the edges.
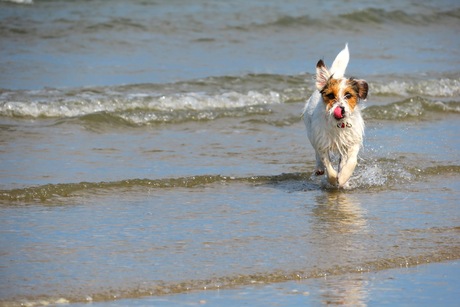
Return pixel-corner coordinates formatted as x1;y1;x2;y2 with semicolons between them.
303;44;368;187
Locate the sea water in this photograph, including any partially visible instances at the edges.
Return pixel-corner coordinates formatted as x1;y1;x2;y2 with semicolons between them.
0;0;459;305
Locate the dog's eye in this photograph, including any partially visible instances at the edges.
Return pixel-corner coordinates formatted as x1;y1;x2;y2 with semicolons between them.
326;93;335;100
344;93;352;99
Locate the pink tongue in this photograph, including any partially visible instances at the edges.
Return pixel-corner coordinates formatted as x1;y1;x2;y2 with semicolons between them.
334;106;343;119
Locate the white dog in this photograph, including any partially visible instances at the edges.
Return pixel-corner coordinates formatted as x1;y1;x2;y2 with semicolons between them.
303;44;368;187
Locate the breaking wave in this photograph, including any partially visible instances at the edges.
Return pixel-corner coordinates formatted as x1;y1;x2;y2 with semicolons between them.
363;97;460;120
370;77;460;97
0;74;459;125
0;0;32;4
0;88;282;124
0;74;307;123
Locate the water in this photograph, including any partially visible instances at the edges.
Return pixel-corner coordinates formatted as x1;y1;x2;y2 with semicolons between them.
68;261;460;306
1;0;460;306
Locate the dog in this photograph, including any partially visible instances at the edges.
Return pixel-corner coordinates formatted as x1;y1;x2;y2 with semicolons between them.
302;44;368;187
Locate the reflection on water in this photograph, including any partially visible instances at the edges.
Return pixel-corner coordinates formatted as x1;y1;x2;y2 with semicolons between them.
312;191;368;234
311;191;369;306
319;274;369;306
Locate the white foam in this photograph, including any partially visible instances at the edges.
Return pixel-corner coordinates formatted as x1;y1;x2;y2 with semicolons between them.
0;90;282;119
3;0;33;3
372;78;460;97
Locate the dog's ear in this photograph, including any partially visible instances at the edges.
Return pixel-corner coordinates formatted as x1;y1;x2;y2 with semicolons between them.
329;43;349;79
316;60;330;90
355;79;368;100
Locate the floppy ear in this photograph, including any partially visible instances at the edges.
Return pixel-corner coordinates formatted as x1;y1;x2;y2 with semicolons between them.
316;59;330;90
355;79;368;100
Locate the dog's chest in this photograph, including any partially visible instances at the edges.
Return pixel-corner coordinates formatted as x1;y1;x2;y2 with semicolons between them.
310;112;363;152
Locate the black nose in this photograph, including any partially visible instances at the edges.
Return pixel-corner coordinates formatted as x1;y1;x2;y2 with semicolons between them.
340;106;345;116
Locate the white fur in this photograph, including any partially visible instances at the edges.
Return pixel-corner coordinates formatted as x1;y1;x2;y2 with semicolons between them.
303;44;365;187
329;43;349;79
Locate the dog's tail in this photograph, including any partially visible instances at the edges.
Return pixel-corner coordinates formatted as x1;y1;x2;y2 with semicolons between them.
329;43;349;79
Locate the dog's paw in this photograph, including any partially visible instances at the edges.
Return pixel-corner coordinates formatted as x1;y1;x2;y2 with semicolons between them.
314;169;325;176
327;174;338;186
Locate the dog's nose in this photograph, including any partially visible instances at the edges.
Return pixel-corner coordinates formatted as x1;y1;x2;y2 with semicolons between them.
340;106;345;116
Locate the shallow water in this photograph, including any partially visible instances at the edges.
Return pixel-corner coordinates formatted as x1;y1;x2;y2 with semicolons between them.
1;0;460;306
68;261;460;306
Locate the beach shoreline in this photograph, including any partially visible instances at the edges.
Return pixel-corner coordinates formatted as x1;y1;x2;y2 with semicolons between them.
59;260;459;306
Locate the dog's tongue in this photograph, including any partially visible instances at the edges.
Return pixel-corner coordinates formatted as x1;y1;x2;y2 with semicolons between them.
333;106;344;120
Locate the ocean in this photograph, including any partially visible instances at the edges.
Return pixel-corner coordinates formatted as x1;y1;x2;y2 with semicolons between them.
0;0;459;306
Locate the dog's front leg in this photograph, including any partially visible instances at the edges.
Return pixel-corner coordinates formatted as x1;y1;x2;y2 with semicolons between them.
338;144;360;187
314;151;325;175
320;152;338;185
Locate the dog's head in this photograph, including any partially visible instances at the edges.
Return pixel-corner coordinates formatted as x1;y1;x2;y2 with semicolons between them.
315;45;368;120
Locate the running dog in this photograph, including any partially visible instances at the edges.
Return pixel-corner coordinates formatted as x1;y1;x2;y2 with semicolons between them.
302;44;368;187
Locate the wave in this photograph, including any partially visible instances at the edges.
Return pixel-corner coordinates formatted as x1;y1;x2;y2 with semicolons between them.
1;74;459;125
2;5;459;40
1;164;458;202
239;7;460;31
0;88;282;123
3;247;459;306
341;8;460;26
0;173;310;202
363;97;460;120
370;77;460;97
0;0;32;3
84;17;147;32
0;74;305;124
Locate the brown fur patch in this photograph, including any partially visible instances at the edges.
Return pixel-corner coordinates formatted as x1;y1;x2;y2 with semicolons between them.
353;79;369;100
320;78;343;111
315;60;330;90
320;78;363;111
